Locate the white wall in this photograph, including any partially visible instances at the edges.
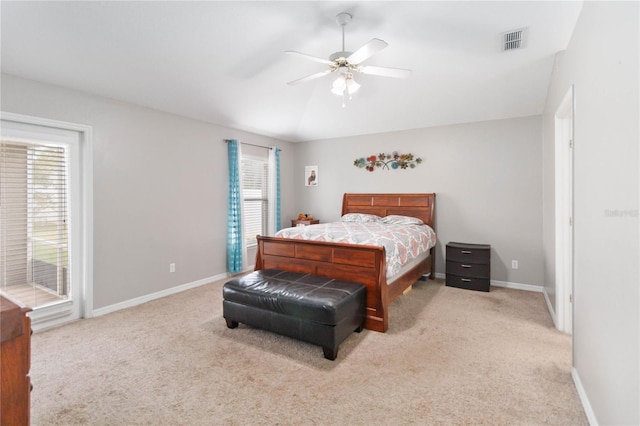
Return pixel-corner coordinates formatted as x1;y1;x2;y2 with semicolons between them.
1;73;296;311
294;116;543;287
542;1;639;424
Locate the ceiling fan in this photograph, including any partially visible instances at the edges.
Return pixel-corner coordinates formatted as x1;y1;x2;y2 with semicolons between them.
286;12;411;104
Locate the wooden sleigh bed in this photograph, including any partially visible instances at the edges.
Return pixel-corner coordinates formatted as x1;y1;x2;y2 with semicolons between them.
254;193;436;333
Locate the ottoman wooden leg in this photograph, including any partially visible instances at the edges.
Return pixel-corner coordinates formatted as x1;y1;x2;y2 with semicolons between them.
323;346;338;361
225;318;238;329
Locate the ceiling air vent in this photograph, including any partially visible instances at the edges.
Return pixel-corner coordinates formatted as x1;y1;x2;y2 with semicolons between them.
502;27;528;51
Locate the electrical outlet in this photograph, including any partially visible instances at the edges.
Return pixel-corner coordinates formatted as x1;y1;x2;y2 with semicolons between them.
169;263;176;273
511;260;519;270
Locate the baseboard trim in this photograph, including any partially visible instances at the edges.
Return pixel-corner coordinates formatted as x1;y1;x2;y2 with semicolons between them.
29;301;76;333
572;367;598;425
491;279;543;292
92;272;228;317
95;272;543;315
434;273;543;293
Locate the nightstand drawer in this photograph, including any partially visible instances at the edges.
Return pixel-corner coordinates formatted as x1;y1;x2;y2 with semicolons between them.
446;242;490;264
446;260;490;279
445;275;490;292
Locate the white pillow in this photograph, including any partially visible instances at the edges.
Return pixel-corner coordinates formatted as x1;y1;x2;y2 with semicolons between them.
341;213;382;223
380;215;424;225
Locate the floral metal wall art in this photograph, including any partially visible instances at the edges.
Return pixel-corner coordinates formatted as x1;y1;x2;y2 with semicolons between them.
354;151;422;172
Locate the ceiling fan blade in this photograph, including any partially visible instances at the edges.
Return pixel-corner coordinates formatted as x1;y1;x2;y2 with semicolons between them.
359;65;411;79
347;38;388;65
286;51;333;65
287;70;332;86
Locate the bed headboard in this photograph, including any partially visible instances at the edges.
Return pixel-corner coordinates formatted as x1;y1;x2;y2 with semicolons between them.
341;193;436;228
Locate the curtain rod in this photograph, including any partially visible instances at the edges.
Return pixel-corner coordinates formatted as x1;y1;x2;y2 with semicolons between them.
224;139;280;151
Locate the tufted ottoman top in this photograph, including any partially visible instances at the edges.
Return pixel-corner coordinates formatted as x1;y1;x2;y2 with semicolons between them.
223;269;366;326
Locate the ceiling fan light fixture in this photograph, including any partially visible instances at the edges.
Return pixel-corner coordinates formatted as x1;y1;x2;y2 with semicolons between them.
346;75;361;94
331;74;347;95
286;10;410;106
331;72;360;96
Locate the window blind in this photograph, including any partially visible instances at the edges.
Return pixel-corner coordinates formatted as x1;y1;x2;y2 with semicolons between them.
241;157;268;247
0;141;69;306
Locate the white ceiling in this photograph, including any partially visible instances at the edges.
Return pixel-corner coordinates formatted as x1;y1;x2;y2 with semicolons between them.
1;1;583;142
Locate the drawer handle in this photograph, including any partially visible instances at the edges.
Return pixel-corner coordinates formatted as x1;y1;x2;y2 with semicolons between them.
461;250;472;254
461;264;472;268
461;278;472;282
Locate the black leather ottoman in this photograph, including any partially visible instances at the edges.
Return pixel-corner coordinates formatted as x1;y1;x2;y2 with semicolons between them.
223;269;366;360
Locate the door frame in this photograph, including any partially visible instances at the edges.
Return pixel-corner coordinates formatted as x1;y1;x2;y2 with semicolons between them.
554;86;574;334
1;112;94;331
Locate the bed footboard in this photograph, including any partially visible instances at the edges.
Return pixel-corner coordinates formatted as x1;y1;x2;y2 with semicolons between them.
254;235;432;332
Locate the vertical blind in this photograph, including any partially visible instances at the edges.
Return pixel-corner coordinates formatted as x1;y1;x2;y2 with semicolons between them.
0;141;70;306
241;157;268;247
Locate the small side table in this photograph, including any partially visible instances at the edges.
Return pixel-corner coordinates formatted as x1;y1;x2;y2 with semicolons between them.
291;219;319;227
445;242;491;292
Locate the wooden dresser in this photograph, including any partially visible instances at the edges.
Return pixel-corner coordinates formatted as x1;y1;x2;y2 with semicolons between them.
1;294;32;425
445;242;491;292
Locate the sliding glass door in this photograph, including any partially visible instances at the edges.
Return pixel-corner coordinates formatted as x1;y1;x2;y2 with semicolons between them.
1;114;91;329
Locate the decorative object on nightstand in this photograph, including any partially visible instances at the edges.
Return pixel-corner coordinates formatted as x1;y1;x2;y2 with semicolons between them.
446;242;491;292
292;214;318;227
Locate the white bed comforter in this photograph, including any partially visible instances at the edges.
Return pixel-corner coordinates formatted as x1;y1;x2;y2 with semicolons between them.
275;221;437;280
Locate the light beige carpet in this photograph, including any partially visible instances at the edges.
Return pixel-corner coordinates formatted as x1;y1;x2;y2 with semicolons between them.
30;278;587;425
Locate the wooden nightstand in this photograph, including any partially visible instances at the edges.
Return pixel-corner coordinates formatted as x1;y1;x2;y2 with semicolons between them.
291;219;319;227
446;242;491;292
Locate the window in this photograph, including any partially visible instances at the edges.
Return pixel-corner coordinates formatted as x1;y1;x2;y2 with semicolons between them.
1;141;69;308
241;156;269;247
227;141;279;273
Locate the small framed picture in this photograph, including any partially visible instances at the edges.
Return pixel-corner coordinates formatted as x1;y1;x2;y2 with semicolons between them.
305;165;318;186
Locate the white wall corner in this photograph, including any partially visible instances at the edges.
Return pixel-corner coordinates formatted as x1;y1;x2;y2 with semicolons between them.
572;368;599;425
542;286;558;329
